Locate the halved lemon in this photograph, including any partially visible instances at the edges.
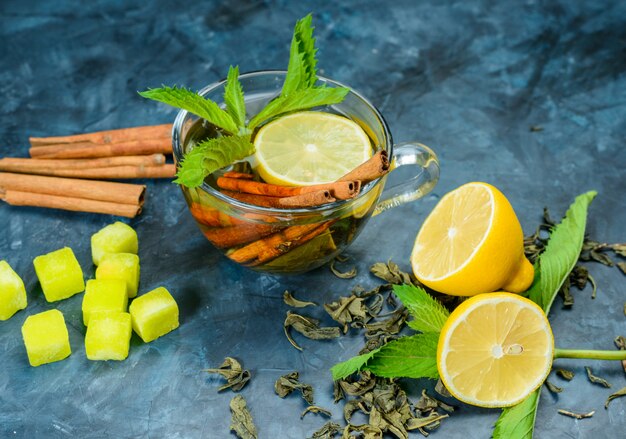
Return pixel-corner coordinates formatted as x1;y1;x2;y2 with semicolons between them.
253;111;372;186
437;292;554;407
411;182;533;296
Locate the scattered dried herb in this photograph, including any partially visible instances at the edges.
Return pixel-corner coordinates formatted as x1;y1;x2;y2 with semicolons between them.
414;389;455;413
529;125;544;132
308;421;342;439
604;387;626;409
330;258;357;279
301;405;332;419
544;380;563;394
585;366;611;388
324;295;371;333
205;357;251;392
614;336;626;373
283;290;317;308
555;368;575;381
618;262;626;275
275;371;315;405
284;311;341;351
341;424;383;438
557;409;595;419
370;261;414;285
434;379;452;398
229;395;258;439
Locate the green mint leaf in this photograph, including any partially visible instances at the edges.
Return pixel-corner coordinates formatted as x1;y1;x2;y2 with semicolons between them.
527;191;597;313
392;284;449;333
492;389;539;439
331;347;381;381
139;86;238;135
248;87;349;130
224;66;246;128
364;333;439;379
282;14;318;96
174;135;255;187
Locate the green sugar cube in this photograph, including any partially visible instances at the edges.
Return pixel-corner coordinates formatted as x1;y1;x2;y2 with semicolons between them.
85;311;132;361
0;261;28;320
33;247;85;302
91;222;138;266
129;287;179;343
96;253;140;298
82;279;128;326
21;309;71;367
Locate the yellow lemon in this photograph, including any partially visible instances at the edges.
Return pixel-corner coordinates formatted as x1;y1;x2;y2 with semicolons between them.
411;182;533;296
253;111;372;186
437;292;554;407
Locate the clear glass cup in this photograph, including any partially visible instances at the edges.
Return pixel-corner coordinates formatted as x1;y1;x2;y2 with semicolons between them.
172;71;439;274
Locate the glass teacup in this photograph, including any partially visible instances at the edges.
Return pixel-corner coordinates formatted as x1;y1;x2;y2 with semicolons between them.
172;71;439;274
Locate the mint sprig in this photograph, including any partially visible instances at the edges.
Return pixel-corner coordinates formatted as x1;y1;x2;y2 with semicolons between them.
140;13;349;188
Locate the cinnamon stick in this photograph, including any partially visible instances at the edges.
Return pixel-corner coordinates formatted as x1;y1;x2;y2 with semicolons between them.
0;189;141;218
29;124;172;146
0;172;145;205
29;138;172;159
201;223;279;248
222;171;254;180
338;150;389;183
0;154;166;173
0;164;176;180
216;177;360;200
223;190;336;208
227;221;334;266
188;203;274;228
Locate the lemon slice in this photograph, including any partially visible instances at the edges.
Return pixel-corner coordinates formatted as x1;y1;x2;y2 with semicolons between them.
411;182;534;296
253;111;372;186
437;292;554;407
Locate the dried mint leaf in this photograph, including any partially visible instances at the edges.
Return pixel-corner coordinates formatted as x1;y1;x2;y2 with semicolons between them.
283;290;317;308
585;366;612;388
617;262;626;275
614;336;626;373
284;311;341;351
324;295;371;333
205;357;251;392
275;371;315;405
301;405;332;419
590;249;614;266
611;243;626;257
557;409;595;419
341;424;383;438
405;412;449;431
434;379;452;398
605;386;626;409
330;258;357;279
545;380;563;394
370;261;413;285
555;368;575;381
308;421;342;439
229;395;258;439
414;389;455;414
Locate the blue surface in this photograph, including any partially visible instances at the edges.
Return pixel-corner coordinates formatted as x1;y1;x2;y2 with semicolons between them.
1;1;625;438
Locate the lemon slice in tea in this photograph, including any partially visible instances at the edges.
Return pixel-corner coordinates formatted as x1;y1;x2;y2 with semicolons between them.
437;292;554;407
254;111;372;186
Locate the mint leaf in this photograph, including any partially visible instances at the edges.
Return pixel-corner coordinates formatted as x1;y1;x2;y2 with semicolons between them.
139;86;238;135
174;135;255;187
331;347;381;381
492;389;539;439
224;66;246;128
282;14;318;96
494;191;596;438
364;333;439;379
527;191;597;313
392;284;449;333
248;87;349;130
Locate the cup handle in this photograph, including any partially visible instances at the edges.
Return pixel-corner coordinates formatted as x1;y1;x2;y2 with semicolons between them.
372;142;440;216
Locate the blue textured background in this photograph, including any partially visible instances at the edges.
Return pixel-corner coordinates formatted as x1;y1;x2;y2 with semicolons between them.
1;1;625;437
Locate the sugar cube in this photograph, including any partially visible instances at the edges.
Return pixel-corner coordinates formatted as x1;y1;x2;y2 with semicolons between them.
33;247;85;302
85;311;132;361
96;253;140;298
82;279;128;326
0;260;27;320
129;287;179;343
21;309;71;366
91;222;138;266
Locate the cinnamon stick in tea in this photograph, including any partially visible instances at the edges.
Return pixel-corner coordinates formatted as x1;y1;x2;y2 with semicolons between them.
0;189;141;218
0;172;145;206
29;124;172;146
29;138;172;159
223;190;336;208
202;223;279;248
0;164;176;180
0;154;166;173
216;178;360;200
338;150;389;183
222;171;254;180
227;221;334;266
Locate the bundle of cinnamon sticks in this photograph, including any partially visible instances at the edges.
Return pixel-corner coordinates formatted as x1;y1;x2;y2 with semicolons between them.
1;124;176;217
190;150;390;267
